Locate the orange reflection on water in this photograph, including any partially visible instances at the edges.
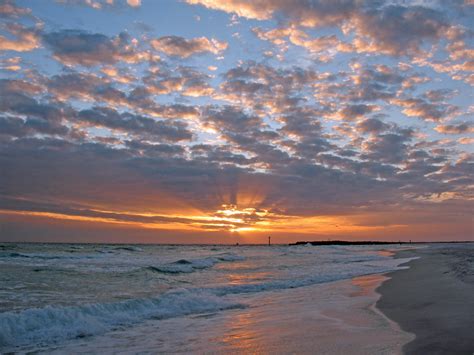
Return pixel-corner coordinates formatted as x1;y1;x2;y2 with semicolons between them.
225;271;271;286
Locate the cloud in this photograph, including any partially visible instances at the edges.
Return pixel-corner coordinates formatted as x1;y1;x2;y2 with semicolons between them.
0;0;31;18
186;0;357;26
0;114;69;138
349;5;448;56
127;0;141;7
435;122;474;134
0;56;21;70
356;117;390;134
253;26;348;59
0;80;71;139
392;97;459;122
0;80;67;123
202;105;262;133
0;78;43;95
46;72;200;119
43;30;148;66
188;1;451;57
150;35;227;58
143;66;214;97
55;0;142;9
217;61;324;115
335;104;377;121
0;23;40;52
48;72;117;101
77;106;193;142
458;137;474;144
362;132;412;164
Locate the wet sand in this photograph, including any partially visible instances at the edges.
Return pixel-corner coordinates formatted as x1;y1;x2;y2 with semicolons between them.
377;244;474;354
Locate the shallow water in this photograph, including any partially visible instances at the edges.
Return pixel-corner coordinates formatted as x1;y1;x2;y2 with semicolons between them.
0;243;417;352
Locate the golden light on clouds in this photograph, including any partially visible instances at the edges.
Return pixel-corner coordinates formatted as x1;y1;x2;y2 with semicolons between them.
1;0;472;243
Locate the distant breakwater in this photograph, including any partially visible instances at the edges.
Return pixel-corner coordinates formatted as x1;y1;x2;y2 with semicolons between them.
290;241;413;246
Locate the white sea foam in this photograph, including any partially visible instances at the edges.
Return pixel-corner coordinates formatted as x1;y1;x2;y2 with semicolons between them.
0;289;244;349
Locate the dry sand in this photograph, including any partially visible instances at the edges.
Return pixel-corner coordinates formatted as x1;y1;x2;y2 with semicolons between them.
377;244;474;354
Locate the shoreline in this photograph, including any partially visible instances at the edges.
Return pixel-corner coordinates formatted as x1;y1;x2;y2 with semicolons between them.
376;244;474;354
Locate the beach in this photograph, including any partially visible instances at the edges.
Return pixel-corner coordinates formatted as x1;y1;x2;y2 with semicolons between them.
377;244;474;354
0;243;414;353
1;243;472;353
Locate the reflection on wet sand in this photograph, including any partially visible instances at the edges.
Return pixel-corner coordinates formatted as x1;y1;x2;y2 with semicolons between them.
212;275;412;354
219;311;264;353
351;274;389;297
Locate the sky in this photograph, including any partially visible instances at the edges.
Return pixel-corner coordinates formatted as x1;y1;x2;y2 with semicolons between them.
0;0;473;244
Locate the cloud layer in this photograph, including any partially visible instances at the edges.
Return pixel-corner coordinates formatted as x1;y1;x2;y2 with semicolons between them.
0;0;473;243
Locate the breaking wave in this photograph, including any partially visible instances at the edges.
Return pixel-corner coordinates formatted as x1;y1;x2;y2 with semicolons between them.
0;289;244;350
145;253;245;274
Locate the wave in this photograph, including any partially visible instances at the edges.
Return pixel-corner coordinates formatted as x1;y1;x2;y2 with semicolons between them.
0;252;95;260
146;253;245;274
0;289;244;350
0;252;30;258
0;252;412;351
0;252;66;260
112;246;143;252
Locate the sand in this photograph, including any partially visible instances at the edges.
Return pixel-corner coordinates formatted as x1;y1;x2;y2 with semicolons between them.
377;244;474;355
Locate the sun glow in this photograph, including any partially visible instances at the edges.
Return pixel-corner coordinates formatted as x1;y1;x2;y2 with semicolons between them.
1;204;414;241
211;204;271;232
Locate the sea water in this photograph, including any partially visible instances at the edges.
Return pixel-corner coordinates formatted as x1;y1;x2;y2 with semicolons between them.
0;243;415;353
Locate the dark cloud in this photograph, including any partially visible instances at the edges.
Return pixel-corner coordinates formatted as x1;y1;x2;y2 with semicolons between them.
43;30;147;66
78;106;193;142
362;132;412;164
203;105;262;132
47;72;200;119
150;35;227;58
356;117;390;134
338;104;377;121
0;79;71;138
125;140;186;157
352;5;448;56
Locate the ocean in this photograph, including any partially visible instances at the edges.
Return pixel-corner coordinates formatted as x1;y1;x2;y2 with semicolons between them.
0;243;416;353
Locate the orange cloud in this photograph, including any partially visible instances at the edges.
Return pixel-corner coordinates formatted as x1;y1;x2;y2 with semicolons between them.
0;24;40;52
